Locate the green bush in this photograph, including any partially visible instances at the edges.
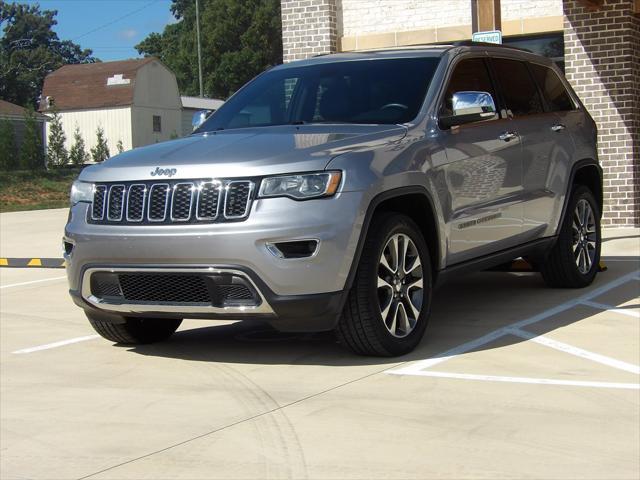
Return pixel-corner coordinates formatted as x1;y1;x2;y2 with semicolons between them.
19;107;45;170
0;120;17;170
90;126;110;162
69;126;89;166
46;108;69;168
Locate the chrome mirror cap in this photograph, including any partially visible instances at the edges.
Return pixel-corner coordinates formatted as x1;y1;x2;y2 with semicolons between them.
191;110;212;130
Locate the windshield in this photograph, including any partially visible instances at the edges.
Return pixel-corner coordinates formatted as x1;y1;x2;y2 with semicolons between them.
196;57;441;132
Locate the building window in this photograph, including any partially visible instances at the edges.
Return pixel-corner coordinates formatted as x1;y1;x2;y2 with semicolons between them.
502;33;565;72
153;115;162;132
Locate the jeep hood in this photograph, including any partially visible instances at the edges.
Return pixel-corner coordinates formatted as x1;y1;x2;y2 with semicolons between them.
79;124;407;182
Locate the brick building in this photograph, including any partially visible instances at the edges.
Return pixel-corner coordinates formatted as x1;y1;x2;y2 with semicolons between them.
280;0;639;226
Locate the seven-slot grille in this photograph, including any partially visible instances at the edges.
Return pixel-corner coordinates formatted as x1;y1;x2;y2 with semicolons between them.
89;180;253;224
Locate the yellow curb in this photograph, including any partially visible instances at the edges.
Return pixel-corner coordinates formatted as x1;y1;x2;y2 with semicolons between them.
27;258;42;267
0;258;7;266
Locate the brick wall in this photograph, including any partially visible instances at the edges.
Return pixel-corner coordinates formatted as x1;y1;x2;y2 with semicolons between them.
564;0;639;226
281;0;337;62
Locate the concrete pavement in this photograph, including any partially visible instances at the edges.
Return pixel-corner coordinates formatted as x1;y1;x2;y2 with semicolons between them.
0;208;638;479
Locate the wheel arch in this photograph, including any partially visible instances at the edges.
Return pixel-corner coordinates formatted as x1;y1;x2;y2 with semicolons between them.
346;186;442;289
557;159;603;234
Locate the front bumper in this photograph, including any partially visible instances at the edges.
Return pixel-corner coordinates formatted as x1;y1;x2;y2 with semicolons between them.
64;192;365;331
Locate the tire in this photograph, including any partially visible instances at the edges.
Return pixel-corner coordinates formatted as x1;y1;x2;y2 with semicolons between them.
336;213;432;356
87;313;182;344
541;185;601;288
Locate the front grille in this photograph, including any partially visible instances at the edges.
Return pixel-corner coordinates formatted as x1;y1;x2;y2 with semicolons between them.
225;181;253;218
217;284;254;301
119;273;211;303
88;179;254;225
90;271;260;307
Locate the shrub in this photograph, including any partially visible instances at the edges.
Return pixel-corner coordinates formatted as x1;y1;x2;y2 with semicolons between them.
19;106;45;170
0;120;17;170
46;108;68;168
116;139;124;154
90;126;110;162
69;126;89;166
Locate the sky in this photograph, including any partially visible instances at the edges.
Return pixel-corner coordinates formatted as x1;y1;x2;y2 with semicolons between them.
23;0;177;61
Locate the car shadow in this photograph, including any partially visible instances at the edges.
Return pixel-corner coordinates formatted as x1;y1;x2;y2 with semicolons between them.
128;255;639;367
602;235;640;243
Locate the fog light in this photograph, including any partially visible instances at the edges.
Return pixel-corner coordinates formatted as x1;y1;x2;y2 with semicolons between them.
63;240;74;256
266;240;319;259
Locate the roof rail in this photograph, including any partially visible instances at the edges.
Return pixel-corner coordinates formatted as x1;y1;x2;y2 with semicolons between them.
449;40;532;53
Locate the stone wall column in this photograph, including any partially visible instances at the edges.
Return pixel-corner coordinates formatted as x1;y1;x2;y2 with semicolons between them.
563;0;639;226
281;0;338;63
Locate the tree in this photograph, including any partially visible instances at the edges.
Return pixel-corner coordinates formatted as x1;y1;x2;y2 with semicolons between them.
90;126;109;162
19;106;44;169
116;139;124;154
69;126;88;166
0;119;17;170
46;107;67;167
0;2;97;108
136;0;282;99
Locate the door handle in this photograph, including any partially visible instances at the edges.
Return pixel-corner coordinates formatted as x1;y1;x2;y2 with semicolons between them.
551;124;566;132
499;131;518;142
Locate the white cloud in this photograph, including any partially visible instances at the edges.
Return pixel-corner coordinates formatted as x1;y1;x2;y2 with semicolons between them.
118;28;138;40
167;13;180;25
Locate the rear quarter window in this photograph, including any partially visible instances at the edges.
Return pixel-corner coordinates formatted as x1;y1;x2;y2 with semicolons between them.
529;63;576;112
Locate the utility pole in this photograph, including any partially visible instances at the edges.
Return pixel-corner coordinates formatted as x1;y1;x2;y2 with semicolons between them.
195;0;204;97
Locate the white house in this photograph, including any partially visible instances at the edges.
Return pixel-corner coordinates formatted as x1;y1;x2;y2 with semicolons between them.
39;58;182;154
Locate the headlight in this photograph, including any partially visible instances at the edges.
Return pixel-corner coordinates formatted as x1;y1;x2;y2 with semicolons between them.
258;171;342;200
70;180;94;205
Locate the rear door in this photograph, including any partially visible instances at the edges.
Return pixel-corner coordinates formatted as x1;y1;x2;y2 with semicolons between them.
528;62;583;233
490;57;575;239
436;57;524;265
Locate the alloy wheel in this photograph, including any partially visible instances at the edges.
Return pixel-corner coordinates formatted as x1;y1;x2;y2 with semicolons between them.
377;233;424;338
572;198;597;274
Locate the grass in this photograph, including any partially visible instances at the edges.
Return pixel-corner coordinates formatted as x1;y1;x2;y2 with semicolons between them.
0;168;83;212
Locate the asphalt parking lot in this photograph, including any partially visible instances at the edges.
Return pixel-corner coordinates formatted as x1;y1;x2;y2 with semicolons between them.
1;208;638;480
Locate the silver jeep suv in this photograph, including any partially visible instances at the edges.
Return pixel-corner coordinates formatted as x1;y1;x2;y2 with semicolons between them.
65;43;602;356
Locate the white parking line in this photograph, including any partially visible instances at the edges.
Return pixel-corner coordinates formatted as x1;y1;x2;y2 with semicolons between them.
12;335;99;354
0;276;67;290
509;328;640;375
391;370;640;390
390;270;640;380
581;300;640;319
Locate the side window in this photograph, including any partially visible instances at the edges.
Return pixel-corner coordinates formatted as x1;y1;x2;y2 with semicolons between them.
529;63;575;112
491;58;544;117
441;58;497;119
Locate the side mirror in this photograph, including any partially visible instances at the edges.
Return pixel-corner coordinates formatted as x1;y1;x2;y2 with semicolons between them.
440;91;497;129
192;110;212;130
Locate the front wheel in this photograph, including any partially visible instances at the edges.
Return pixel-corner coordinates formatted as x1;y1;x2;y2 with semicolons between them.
541;185;601;288
87;313;182;344
336;213;432;356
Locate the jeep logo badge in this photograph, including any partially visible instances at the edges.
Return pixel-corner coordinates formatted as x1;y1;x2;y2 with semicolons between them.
151;167;177;177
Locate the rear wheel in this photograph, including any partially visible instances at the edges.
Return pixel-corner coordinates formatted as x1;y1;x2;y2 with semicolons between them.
87;313;182;344
336;213;432;356
541;185;601;288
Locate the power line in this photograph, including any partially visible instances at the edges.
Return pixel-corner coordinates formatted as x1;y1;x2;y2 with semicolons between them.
72;0;161;41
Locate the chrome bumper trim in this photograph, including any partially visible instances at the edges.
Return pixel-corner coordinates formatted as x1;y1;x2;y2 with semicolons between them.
81;267;274;315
